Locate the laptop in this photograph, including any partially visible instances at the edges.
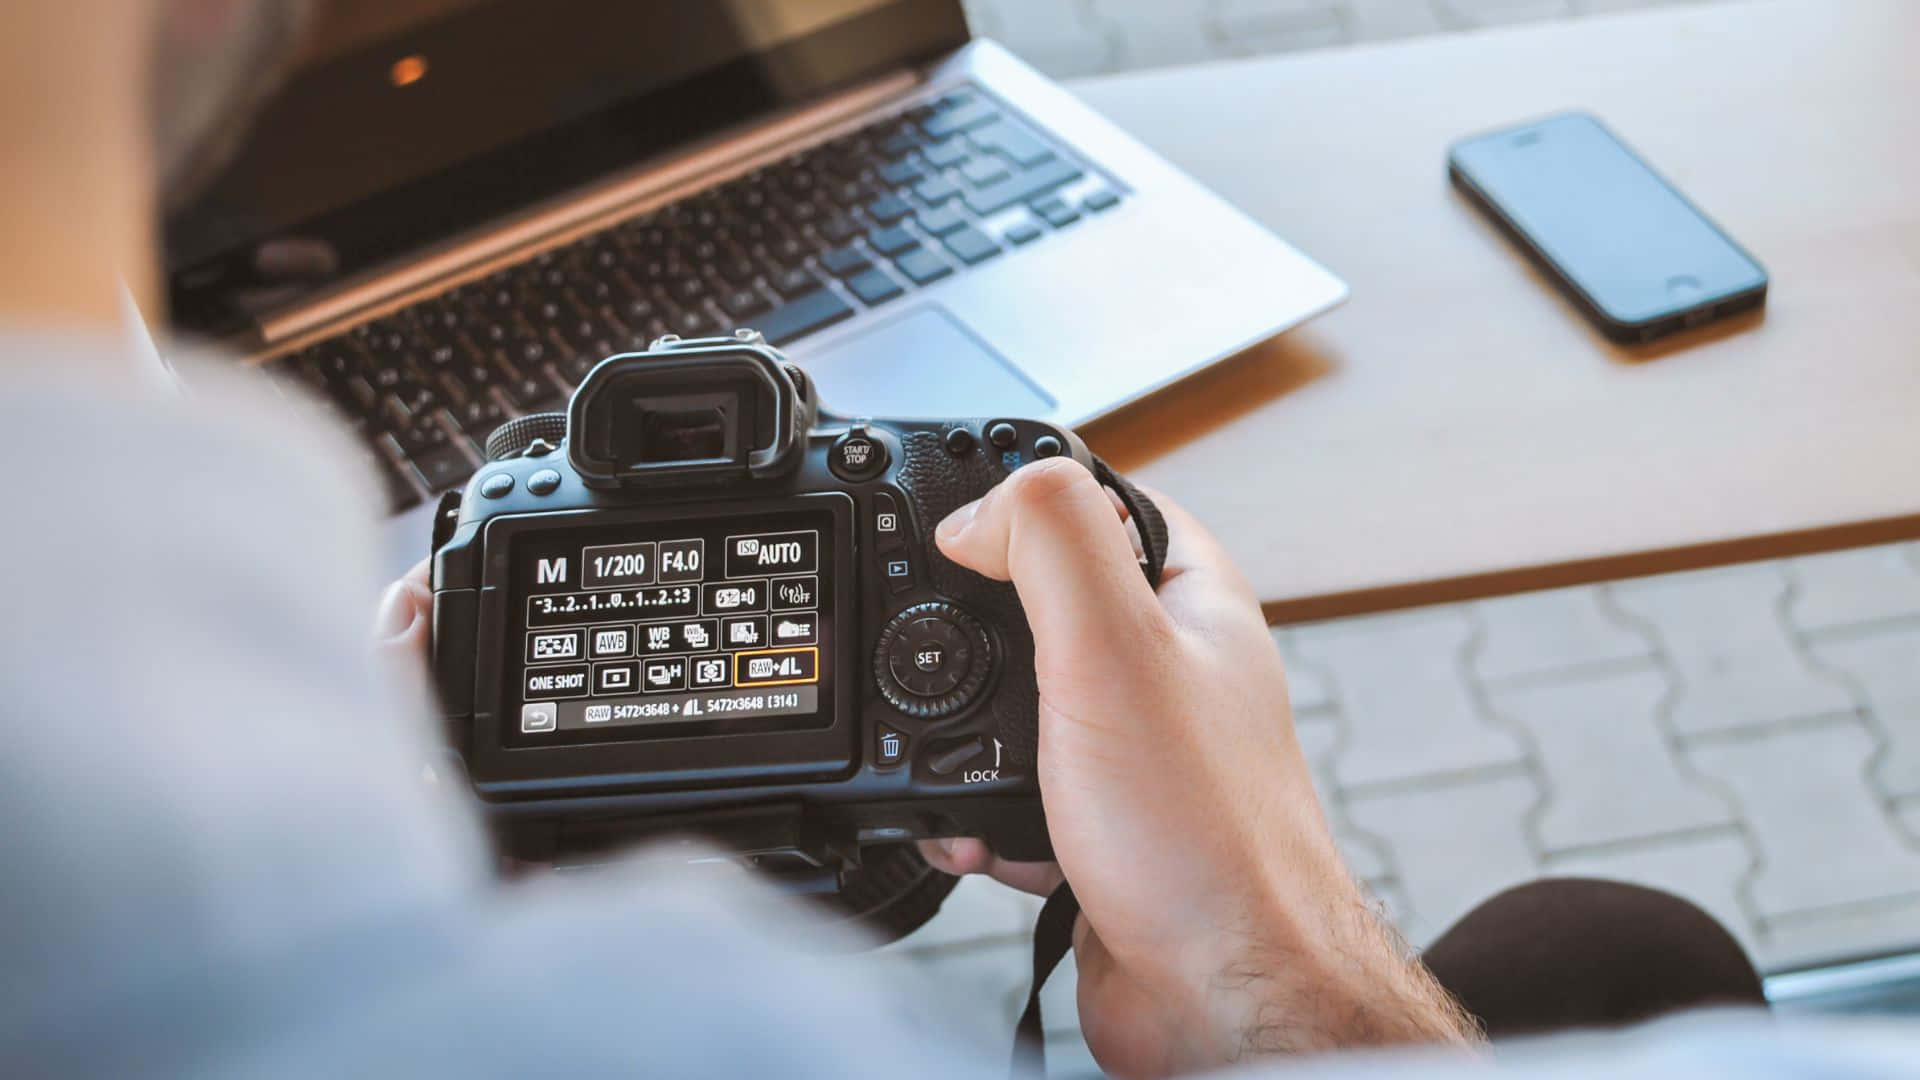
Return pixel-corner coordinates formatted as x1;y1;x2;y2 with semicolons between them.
164;0;1346;569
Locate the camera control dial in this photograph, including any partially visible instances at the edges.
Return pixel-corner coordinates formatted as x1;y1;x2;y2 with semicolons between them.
874;602;992;719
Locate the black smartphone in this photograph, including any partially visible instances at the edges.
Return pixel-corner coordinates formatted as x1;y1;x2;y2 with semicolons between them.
1448;111;1767;345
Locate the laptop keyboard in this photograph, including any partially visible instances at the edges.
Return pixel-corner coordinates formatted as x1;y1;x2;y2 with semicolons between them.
263;85;1123;514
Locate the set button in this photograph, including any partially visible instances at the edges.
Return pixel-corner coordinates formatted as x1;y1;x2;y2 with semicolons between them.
873;602;993;718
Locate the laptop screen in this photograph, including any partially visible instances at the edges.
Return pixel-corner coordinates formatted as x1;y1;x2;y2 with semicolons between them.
165;0;968;337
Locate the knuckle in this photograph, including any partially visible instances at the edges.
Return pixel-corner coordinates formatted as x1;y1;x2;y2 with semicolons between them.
997;457;1099;518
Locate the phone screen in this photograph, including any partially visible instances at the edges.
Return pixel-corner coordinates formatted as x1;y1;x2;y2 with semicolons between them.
1450;113;1765;336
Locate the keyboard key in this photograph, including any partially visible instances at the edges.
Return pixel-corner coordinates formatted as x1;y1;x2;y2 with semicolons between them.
877;159;924;186
923;100;1000;139
1032;195;1081;229
377;458;422;513
864;194;913;224
942;226;1002;266
959;156;1010;187
1083;188;1121;212
766;265;819;298
846;268;904;306
969;119;1054;168
720;287;772;319
876;131;919;160
868;225;919;256
1005;221;1044;246
913;175;960;205
922;138;968;168
410;442;474;493
962;157;1084;217
820;216;861;244
820;246;872;277
894;248;953;286
914;204;968;237
751;288;856;345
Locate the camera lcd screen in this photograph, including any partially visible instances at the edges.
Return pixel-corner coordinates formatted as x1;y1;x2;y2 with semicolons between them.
506;508;835;747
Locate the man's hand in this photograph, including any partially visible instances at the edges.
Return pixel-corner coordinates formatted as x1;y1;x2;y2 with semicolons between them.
374;557;433;664
921;459;1480;1076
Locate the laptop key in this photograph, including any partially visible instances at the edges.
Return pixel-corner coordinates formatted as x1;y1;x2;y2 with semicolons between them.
922;100;1000;139
847;268;904;306
961;157;1085;217
766;265;819;298
1032;194;1081;229
876;132;919;160
1005;221;1044;246
914;203;968;237
942;226;1003;266
959;156;1010;187
820;216;861;244
969;119;1054;169
720;287;772;319
409;442;474;493
877;159;924;187
820;246;872;277
1084;188;1121;212
894;248;952;286
868;225;919;257
751;287;855;345
913;175;960;205
864;194;913;224
922;138;968;169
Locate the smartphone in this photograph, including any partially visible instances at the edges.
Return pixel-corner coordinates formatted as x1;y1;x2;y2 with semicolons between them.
1448;112;1766;344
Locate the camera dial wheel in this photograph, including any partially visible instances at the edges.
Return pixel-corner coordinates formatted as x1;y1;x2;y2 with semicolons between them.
483;411;568;461
873;602;993;719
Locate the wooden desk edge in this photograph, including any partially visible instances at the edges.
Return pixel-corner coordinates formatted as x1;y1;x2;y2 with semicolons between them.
1264;512;1920;626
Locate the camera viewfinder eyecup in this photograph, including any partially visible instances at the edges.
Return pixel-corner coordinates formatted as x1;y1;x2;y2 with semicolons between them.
566;333;815;490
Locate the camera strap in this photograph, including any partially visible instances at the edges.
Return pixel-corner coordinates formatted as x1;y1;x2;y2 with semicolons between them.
1011;881;1080;1075
1008;461;1164;1076
1091;456;1169;588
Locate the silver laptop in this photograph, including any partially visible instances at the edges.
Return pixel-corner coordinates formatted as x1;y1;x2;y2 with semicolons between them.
164;0;1345;569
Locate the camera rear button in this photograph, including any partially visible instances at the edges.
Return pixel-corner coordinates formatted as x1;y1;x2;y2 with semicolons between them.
872;492;907;552
527;468;562;496
830;424;889;482
479;472;514;498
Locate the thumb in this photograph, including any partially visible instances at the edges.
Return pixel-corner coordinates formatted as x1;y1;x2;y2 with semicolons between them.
374;558;434;656
934;458;1168;662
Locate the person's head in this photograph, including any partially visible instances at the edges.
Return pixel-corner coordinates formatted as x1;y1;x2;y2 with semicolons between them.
0;0;311;325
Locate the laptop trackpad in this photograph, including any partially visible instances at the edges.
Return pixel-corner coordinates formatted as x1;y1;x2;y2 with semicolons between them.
798;307;1054;418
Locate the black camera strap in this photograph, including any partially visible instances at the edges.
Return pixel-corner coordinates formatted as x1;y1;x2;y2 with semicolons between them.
1091;455;1170;588
1012;881;1080;1075
1008;461;1165;1076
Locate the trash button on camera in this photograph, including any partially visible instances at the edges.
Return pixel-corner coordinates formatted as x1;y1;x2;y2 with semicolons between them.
830;423;889;482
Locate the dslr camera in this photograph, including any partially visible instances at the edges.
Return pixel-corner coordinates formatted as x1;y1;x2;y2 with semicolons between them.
429;331;1161;932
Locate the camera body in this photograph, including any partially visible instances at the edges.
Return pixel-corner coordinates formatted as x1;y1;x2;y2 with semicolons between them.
430;332;1096;875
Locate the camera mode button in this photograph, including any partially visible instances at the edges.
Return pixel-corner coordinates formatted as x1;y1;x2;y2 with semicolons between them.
478;472;514;499
830;424;889;482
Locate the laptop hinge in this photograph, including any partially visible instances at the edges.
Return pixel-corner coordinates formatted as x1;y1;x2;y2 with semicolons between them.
255;66;926;353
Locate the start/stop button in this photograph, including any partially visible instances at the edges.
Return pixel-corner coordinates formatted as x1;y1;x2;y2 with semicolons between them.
829;423;889;482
